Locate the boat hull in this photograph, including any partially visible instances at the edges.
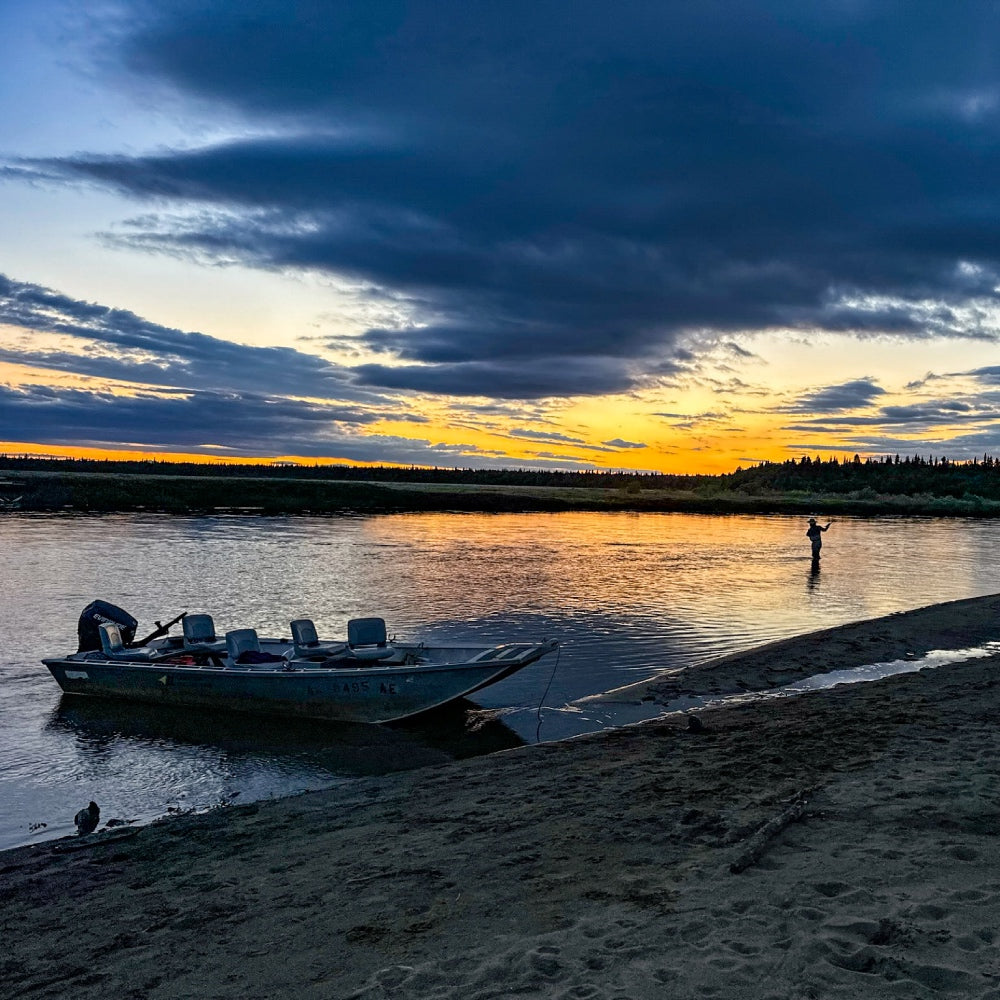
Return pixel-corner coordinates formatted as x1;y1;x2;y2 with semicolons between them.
42;641;557;724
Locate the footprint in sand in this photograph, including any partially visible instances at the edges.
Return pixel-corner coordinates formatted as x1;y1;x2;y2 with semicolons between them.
812;881;852;898
949;888;988;902
956;935;983;952
726;940;761;956
529;945;563;978
949;845;979;861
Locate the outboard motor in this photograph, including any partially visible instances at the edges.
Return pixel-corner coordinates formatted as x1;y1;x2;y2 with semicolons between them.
77;600;139;653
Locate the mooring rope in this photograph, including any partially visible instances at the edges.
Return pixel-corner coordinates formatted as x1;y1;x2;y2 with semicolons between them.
535;644;561;743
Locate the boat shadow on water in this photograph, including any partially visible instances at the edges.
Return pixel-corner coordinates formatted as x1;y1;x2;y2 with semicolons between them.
47;694;525;780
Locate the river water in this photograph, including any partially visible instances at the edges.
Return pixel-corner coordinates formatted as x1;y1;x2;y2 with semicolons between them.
2;510;997;850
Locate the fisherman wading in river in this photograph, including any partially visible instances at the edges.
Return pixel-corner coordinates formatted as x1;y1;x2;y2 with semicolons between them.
806;518;832;561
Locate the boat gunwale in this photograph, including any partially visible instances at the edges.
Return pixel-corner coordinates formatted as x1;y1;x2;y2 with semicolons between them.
42;639;558;679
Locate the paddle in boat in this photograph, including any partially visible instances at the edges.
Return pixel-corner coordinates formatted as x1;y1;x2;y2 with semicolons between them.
42;601;559;725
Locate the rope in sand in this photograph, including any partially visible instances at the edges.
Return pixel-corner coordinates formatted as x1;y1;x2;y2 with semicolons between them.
535;645;561;742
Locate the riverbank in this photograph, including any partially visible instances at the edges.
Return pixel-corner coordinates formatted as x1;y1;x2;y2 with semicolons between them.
3;467;1000;517
4;595;1000;998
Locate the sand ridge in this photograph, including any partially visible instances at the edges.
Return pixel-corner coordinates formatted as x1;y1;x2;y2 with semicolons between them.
593;592;1000;702
3;595;1000;998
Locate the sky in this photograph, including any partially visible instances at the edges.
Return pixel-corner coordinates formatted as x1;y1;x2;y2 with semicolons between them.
3;1;1000;475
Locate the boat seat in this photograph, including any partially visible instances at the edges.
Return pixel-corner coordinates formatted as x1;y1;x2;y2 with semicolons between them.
347;617;396;661
98;622;155;661
183;613;218;644
290;619;346;660
225;628;284;665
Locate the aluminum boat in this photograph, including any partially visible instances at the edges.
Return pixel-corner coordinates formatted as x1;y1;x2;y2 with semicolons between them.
42;601;558;725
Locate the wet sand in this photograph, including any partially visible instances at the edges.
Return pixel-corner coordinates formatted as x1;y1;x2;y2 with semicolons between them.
4;593;1000;999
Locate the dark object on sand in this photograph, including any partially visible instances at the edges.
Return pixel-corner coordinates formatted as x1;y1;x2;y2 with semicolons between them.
730;789;812;874
687;715;705;733
74;801;100;835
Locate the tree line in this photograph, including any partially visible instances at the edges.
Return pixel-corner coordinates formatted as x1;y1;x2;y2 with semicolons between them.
3;452;1000;501
720;454;1000;501
0;455;706;490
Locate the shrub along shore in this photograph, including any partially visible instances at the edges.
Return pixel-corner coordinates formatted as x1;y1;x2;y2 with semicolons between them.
2;465;1000;517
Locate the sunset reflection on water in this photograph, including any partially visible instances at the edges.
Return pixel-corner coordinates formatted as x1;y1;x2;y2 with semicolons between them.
353;510;995;650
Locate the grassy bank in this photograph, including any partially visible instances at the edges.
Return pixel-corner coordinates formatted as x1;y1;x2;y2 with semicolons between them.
3;469;1000;517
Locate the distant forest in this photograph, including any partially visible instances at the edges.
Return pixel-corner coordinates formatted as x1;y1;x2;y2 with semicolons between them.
723;453;1000;501
3;452;1000;501
0;453;702;489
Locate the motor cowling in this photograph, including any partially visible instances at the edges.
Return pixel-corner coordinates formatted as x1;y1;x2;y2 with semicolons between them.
77;600;138;652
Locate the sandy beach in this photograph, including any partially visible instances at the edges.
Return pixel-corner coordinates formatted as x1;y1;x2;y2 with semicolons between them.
4;593;1000;999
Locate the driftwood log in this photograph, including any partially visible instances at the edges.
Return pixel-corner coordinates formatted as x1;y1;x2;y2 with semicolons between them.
729;788;814;874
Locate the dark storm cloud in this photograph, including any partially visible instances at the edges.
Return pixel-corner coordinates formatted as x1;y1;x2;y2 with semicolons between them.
509;428;588;446
351;358;632;398
784;379;887;413
881;401;978;420
966;366;1000;385
14;0;1000;399
0;383;374;455
786;395;1000;430
782;382;1000;461
0;273;370;401
0;381;596;467
1;273;610;465
603;439;646;449
790;425;1000;462
503;427;628;453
